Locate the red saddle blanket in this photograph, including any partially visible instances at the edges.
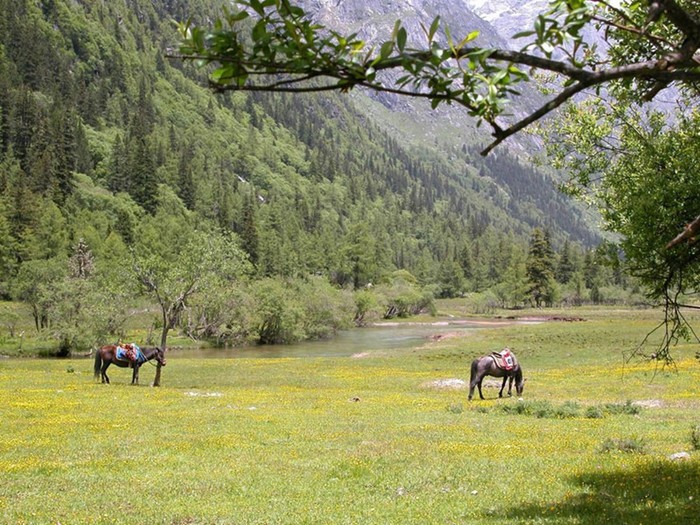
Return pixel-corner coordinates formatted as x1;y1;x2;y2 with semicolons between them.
115;344;139;362
491;349;517;370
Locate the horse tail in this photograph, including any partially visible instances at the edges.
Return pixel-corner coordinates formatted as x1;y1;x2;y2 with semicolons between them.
94;349;102;380
469;358;479;383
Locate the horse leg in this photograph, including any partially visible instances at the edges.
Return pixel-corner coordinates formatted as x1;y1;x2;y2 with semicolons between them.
131;364;140;385
101;362;110;384
507;376;514;396
499;376;507;398
468;372;482;401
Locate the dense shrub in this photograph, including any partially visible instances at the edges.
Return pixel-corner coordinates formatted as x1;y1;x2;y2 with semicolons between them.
247;276;355;344
598;437;646;454
373;271;435;319
295;276;354;339
691;425;700;451
585;405;605;419
496;400;640;420
602;400;641;416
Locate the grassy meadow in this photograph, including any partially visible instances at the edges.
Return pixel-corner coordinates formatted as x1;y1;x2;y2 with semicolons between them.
1;307;699;524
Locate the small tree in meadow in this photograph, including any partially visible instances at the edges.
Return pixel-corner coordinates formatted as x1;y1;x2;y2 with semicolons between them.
132;187;250;385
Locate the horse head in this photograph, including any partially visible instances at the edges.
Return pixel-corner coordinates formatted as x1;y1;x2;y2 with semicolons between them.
515;367;525;396
155;347;167;367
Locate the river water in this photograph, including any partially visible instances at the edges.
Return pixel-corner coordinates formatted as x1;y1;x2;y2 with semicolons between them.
169;319;529;359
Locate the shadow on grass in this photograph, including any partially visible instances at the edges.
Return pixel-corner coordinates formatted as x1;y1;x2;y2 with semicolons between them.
501;460;699;524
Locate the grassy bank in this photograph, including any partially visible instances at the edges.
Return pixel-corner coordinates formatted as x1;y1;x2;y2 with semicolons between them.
1;309;699;524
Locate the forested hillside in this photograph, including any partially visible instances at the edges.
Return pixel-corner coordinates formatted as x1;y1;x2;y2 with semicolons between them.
0;0;631;353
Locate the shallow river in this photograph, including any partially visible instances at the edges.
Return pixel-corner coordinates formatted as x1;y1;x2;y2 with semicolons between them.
169;319;531;359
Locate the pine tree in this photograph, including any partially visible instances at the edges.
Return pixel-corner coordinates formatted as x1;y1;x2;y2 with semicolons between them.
437;257;465;298
177;145;196;210
127;135;157;212
108;134;129;194
526;228;556;307
51;106;77;204
557;240;576;284
239;189;259;266
0;199;17;296
73;119;92;176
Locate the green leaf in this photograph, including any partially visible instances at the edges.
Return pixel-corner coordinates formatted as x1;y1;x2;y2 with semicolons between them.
535;15;545;40
248;0;264;16
211;65;235;83
429;17;440;41
397;27;407;53
379;41;394;60
284;20;300;41
512;30;535;39
492;69;508;84
227;10;250;23
392;19;401;40
252;20;268;42
456;30;480;49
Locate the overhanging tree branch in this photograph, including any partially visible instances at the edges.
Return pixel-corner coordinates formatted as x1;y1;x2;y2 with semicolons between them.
174;0;700;155
667;214;700;249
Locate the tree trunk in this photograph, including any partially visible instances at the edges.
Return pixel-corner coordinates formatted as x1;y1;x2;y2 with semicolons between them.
153;316;170;387
153;363;162;387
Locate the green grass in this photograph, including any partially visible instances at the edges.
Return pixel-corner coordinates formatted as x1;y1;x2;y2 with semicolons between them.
1;308;699;524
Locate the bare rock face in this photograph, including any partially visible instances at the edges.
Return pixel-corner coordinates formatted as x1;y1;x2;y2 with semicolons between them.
303;0;550;50
296;0;541;123
462;0;550;47
464;0;608;54
304;0;508;48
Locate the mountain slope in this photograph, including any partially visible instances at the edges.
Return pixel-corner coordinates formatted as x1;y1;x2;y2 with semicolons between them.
0;0;601;301
297;0;600;245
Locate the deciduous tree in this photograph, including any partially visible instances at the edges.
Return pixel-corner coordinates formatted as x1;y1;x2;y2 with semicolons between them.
545;102;700;360
132;188;251;385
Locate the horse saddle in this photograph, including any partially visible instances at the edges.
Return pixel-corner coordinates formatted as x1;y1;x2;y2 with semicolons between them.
115;344;143;363
490;349;516;371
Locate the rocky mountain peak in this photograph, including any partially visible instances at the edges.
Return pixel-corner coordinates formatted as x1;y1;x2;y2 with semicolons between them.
461;0;549;47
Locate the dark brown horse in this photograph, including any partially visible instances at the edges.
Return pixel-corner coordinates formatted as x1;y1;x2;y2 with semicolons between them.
468;349;524;400
94;345;166;385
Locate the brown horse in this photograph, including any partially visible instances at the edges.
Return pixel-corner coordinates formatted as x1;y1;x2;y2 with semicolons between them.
468;349;524;400
94;345;166;385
